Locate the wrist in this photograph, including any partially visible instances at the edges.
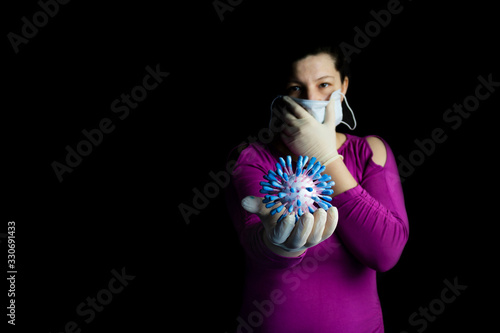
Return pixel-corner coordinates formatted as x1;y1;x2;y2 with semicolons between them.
323;153;343;166
320;150;340;165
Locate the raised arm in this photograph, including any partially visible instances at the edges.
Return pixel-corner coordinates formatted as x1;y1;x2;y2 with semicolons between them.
330;136;409;272
277;96;409;272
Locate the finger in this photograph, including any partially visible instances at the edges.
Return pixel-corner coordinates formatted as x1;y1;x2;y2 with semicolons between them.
241;196;266;215
281;122;299;137
276;99;304;127
269;214;296;245
241;196;284;227
321;206;339;241
281;108;300;126
283;96;312;120
271;103;288;121
284;212;314;250
324;99;336;127
305;208;327;247
241;196;273;222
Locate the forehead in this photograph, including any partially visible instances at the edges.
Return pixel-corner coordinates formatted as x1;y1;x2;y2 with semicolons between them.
291;53;338;80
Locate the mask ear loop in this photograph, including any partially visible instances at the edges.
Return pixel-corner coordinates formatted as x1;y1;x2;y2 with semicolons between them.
269;95;284;129
338;92;357;130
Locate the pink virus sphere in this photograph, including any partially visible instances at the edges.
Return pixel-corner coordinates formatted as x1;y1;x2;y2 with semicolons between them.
260;155;335;222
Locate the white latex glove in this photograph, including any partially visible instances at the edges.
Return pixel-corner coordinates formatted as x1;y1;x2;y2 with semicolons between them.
241;196;338;256
279;95;339;164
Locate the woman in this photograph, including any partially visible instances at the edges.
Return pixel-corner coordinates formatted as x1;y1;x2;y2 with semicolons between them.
226;45;409;332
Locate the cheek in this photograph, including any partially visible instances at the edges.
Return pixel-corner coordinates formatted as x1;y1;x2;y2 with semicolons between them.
288;91;301;98
334;80;343;91
332;82;346;99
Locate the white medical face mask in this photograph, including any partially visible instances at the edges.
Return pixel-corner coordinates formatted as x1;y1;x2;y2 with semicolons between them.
291;89;356;129
270;89;357;130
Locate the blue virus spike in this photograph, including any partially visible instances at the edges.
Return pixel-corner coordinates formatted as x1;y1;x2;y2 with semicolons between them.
318;174;332;182
262;186;274;192
277;213;286;223
302;156;309;168
266;201;279;208
316;200;329;210
286;156;293;173
267;170;278;181
279;157;287;172
309;162;322;178
296;155;303;177
305;157;316;174
313;166;326;179
276;162;284;178
316;182;327;188
260;155;336;222
282;172;289;182
271;180;284;188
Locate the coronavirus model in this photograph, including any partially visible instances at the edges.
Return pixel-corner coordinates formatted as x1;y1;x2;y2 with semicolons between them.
260;156;335;222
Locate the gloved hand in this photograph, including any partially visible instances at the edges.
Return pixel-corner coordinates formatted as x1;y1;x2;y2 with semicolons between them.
241;196;338;256
278;95;339;164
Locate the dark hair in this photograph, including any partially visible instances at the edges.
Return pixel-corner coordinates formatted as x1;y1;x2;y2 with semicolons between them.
273;44;350;93
303;45;350;82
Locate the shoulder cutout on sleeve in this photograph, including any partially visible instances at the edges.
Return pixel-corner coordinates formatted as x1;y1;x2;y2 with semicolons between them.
366;136;387;167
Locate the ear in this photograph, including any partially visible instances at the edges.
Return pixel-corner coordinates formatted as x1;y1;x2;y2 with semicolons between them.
341;77;349;101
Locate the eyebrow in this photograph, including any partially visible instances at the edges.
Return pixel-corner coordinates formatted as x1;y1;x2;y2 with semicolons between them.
315;75;335;81
288;75;335;84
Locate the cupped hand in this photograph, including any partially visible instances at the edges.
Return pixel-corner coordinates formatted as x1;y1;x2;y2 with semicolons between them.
241;196;338;257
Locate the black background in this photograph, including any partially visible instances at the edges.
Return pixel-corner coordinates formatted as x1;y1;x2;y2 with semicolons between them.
3;0;499;332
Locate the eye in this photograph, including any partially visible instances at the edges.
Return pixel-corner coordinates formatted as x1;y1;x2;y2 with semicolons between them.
287;86;301;93
319;83;330;88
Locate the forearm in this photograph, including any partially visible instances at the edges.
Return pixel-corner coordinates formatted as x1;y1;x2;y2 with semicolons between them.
333;186;409;271
324;156;358;197
327;136;409;271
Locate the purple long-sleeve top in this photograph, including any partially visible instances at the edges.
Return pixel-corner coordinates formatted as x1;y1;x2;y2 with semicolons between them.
226;134;409;333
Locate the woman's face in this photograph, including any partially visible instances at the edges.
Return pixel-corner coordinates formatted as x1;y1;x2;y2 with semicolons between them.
286;53;348;101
